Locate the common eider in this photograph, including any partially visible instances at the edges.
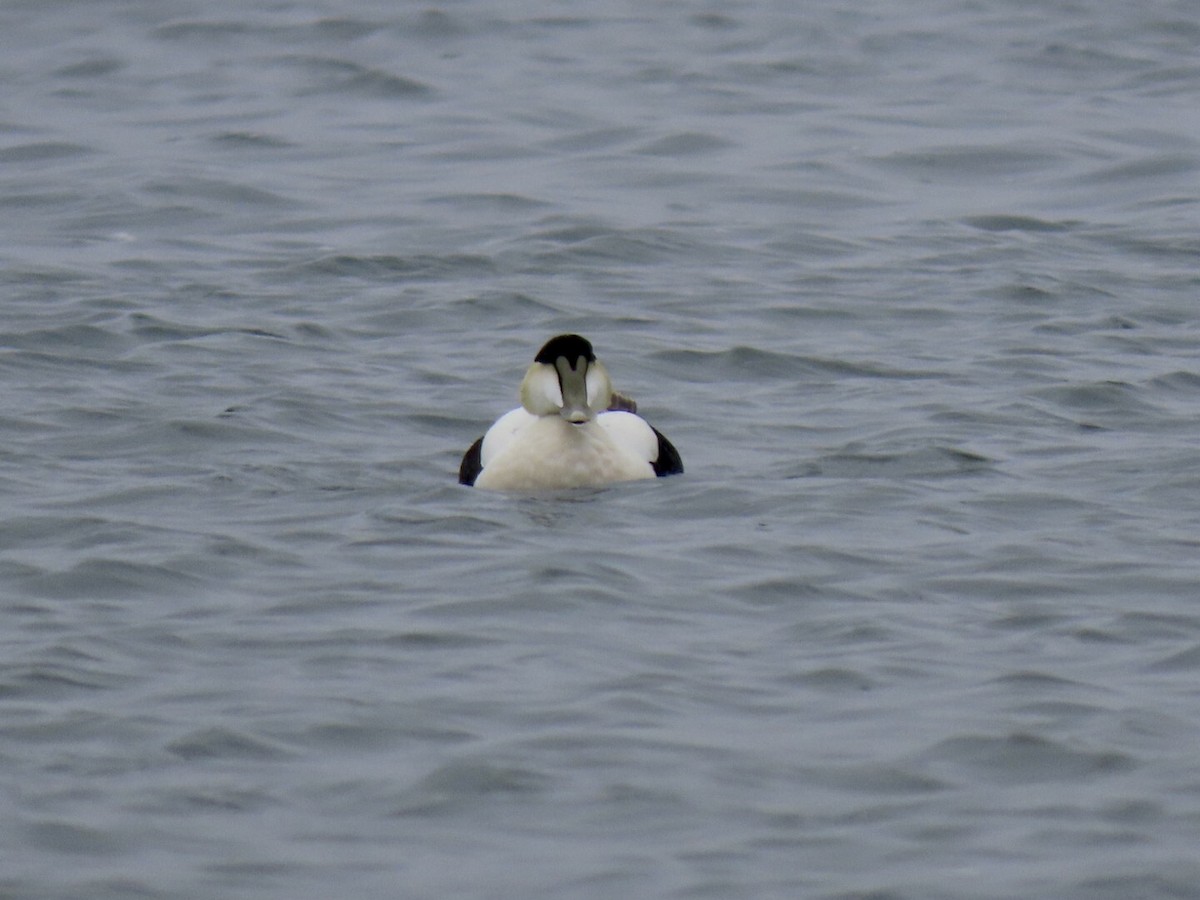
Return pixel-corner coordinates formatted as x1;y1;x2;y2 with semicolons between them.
459;334;683;490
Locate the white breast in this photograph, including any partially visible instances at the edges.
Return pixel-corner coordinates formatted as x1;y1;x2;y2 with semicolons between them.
474;410;657;491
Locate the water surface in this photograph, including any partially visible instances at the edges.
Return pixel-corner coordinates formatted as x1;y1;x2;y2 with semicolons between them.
2;1;1200;898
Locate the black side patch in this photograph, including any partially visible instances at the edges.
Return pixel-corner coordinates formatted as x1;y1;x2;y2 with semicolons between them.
651;428;684;477
534;334;595;365
459;436;484;485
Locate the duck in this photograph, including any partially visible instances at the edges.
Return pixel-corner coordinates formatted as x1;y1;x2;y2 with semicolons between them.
459;334;683;490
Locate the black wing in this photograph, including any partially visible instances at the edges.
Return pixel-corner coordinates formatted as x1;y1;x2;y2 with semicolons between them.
458;436;484;485
651;428;683;477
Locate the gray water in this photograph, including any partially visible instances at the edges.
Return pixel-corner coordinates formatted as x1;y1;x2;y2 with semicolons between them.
3;1;1200;897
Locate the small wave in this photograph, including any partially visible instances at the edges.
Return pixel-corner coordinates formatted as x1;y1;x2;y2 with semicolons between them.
273;55;433;98
1031;380;1163;422
210;131;295;149
301;253;495;280
963;214;1077;232
634;131;735;157
0;661;126;699
300;17;383;41
143;176;298;208
800;762;948;795
541;125;643;153
653;346;810;381
153;20;253;40
393;758;549;816
1074;152;1200;184
25;820;129;856
794;446;993;480
528;226;703;266
0;142;94;164
868;143;1063;180
654;345;942;382
423;192;553;212
1148;370;1200;393
22;558;205;600
408;9;470;39
785;666;876;693
0;323;130;352
443;291;563;320
126;313;287;343
923;732;1134;784
52;58;124;79
167;726;293;761
1145;643;1200;673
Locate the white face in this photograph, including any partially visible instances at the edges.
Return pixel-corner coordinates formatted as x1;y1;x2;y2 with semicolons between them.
520;357;613;420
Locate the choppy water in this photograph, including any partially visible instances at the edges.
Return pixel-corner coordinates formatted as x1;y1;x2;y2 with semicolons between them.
3;1;1200;898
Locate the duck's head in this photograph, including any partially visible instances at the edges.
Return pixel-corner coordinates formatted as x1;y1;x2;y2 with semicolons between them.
519;334;613;424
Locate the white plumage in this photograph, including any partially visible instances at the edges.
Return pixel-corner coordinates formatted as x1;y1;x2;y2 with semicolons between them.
459;335;683;491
